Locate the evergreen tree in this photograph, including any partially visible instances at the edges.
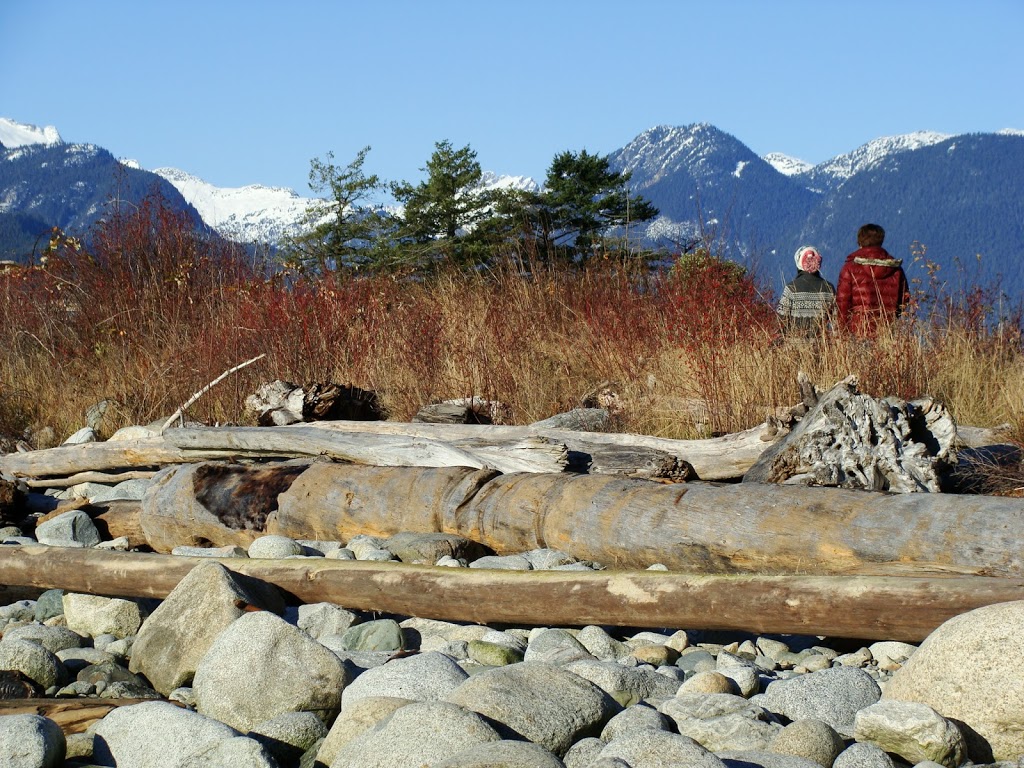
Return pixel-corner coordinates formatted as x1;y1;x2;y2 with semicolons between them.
390;140;496;264
538;149;658;258
280;147;392;276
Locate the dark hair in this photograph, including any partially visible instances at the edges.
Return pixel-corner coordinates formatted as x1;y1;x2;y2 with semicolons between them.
857;223;885;248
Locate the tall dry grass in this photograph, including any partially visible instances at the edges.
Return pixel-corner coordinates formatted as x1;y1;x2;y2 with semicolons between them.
1;197;1022;450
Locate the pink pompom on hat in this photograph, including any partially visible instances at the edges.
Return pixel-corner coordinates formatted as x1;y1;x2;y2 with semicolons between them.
794;245;822;273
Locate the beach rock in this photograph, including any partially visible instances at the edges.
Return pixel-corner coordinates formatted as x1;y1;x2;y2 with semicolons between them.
717;750;827;768
193;610;348;731
92;700;240;768
171;544;249;558
526;629;595;665
316;696;412;766
329;701;501;768
0;639;64;690
562;736;604;768
248;711;329;765
565;659;681;704
597;729;728;767
2;624;82;655
90;478;151;503
521;548;579;570
883;599;1024;762
469;554;532;570
683;671;738;695
761;666;881;737
340;650;468;710
130;561;285;695
854;700;966;768
868;641;917;668
339;618;403;652
600;703;674;741
832;742;897;768
32;590;64;623
34;510;101;547
660;692;782;752
445;661;620;756
576;625;630;662
0;713;65;767
297;602;360;640
175;735;278;767
770;718;846;767
435;739;567;767
247;534;303;559
467;640;523;666
62;593;142;639
385;531;491;564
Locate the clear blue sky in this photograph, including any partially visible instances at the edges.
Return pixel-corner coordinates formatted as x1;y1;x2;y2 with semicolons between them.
3;0;1022;195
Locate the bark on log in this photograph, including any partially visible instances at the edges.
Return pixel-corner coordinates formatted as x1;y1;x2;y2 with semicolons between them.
139;461;1024;577
0;546;1021;642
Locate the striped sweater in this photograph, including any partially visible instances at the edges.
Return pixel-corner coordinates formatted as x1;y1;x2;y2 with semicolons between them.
777;270;837;334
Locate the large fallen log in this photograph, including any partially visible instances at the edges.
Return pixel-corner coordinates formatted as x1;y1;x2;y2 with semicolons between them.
0;422;738;481
139;461;1024;578
1;546;1022;641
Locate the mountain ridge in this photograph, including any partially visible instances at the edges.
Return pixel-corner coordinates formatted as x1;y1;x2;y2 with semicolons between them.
2;116;1021;298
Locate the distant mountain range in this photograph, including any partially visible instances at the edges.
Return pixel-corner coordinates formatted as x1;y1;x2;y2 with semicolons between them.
2;116;1022;299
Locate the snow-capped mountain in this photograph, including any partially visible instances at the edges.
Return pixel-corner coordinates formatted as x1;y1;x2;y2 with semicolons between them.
152;167;324;244
3;115;1023;295
763;152;813;177
0;117;62;148
798;130;952;186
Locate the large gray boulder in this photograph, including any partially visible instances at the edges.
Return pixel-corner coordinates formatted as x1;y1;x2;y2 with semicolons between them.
316;697;412;767
34;509;101;547
761;666;881;737
716;750;828;768
0;713;66;767
0;639;65;690
854;700;966;767
832;742;897;768
92;700;240;767
445;661;620;756
247;710;328;765
769;718;846;767
62;593;142;640
660;692;782;752
565;659;681;704
175;735;278;767
883;599;1024;762
193;611;348;731
434;739;567;767
329;701;501;768
340;650;468;710
597;729;728;768
2;624;82;655
130;561;284;695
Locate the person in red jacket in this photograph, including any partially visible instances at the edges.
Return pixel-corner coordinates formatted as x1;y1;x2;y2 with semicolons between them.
836;223;909;335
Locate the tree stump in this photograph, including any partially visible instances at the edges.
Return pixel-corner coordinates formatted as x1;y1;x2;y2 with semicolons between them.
743;376;958;492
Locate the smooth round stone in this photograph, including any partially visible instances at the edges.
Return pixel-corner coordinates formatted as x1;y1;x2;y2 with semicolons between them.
340;619;405;652
248;535;303;559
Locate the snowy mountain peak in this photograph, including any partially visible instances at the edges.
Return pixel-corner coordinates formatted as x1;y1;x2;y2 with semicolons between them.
477;171;539;193
763;152;813;177
152;166;323;244
807;130;953;182
0;118;63;148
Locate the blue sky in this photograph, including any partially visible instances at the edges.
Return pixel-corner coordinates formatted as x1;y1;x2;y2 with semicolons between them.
3;0;1022;194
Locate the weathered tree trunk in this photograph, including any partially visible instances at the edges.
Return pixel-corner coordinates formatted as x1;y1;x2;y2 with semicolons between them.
743;377;958;492
245;381;387;426
1;546;1022;641
139;461;1024;578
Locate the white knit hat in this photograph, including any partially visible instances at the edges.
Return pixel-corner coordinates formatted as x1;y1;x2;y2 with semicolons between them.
794;246;822;273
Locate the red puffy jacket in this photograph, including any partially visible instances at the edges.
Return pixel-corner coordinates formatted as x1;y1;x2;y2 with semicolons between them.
836;246;909;334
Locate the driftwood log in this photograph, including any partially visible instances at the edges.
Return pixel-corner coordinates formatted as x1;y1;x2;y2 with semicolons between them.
1;546;1022;642
0;422;747;481
136;461;1024;578
0;698;180;734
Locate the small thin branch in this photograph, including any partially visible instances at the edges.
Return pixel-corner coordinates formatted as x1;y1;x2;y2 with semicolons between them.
160;354;266;434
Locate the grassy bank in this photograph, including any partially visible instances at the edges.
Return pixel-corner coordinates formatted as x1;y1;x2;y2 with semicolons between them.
1;204;1022;449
